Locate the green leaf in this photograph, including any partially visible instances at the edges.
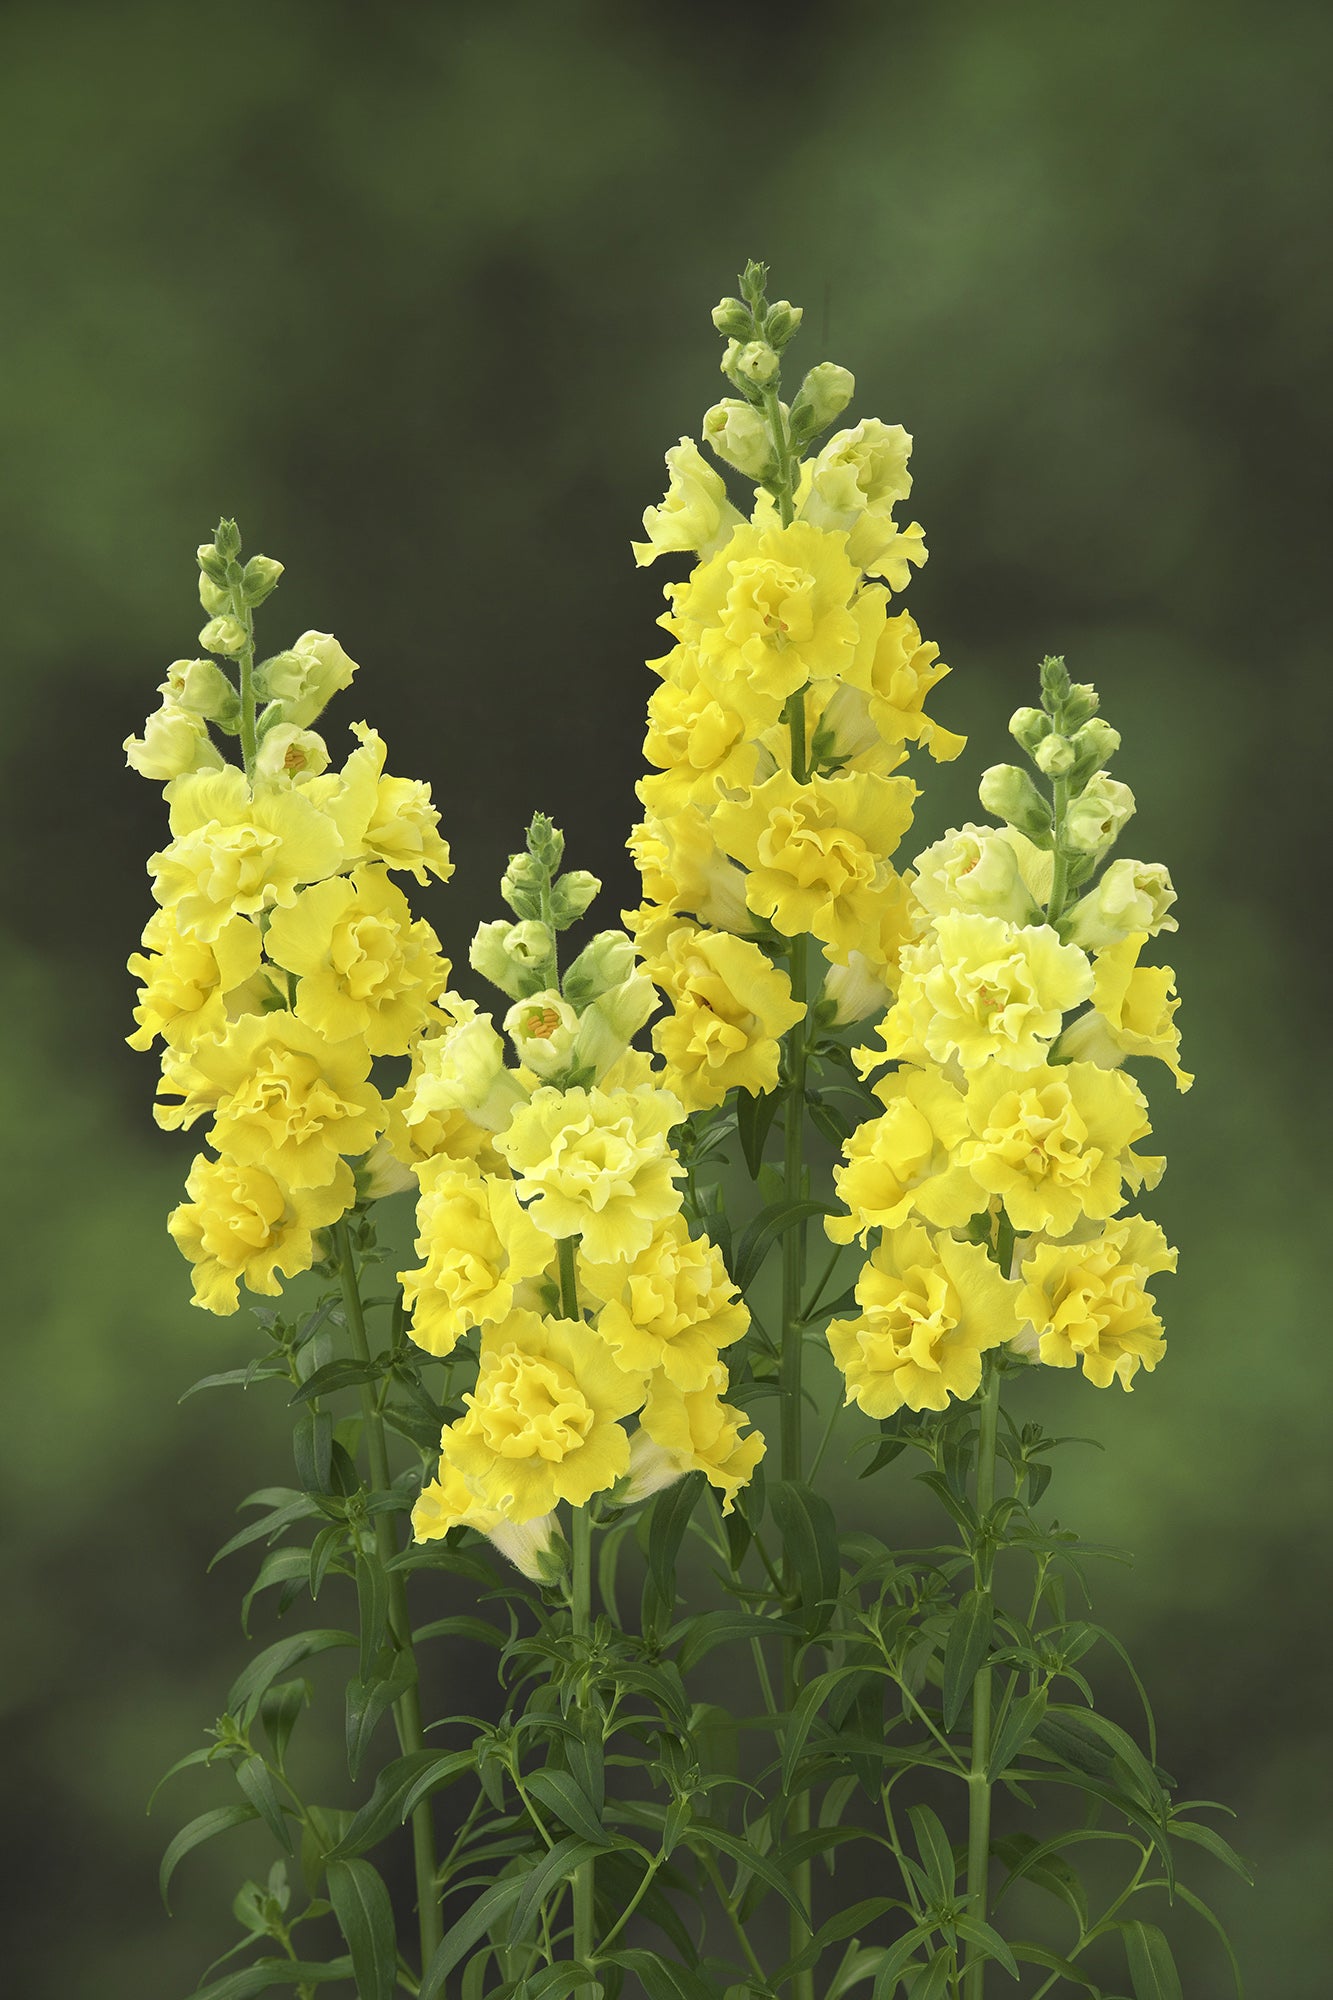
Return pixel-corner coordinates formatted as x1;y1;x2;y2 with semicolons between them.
228;1630;355;1725
235;1756;294;1853
327;1857;397;2000
414;1614;506;1649
1172;1883;1245;1999
511;1835;604;1939
734;1199;835;1291
907;1805;956;1901
179;1362;287;1401
1170;1815;1254;1883
688;1820;809;1923
331;1749;474;1859
289;1358;387;1406
1010;1942;1102;1994
951;1915;1019;1979
992;1833;1087;1928
601;1949;713;2000
259;1680;310;1771
418;1875;525;1999
1120;1921;1184;2000
869;1927;935;1998
672;1608;798;1672
735;1086;783;1181
292;1407;334;1494
828;1944;894;1999
779;1898;900;1980
643;1473;703;1632
346;1649;417;1781
909;1955;954;2000
211;1497;321;1569
160;1804;258;1909
241;1547;314;1633
942;1588;994;1730
988;1687;1047;1778
523;1769;612;1849
189;1958;355;1999
355;1556;390;1682
147;1744;220;1812
769;1478;840;1636
1035;1706;1167;1812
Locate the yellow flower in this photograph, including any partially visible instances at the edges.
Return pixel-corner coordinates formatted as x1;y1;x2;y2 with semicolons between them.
403;997;529;1134
712;769;916;958
636;1372;765;1514
410;1458;564;1580
311;722;454;884
827;1067;971;1243
400;1157;552;1358
667;519;862;704
626;805;751;932
910;823;1043;926
264;865;450;1057
933;1061;1165;1237
867;914;1092;1074
631;437;744;566
167;1153;353;1314
1058;933;1193;1092
127;906;265;1051
846;604;965;760
496;1082;685;1263
640;658;765;815
124;699;225;782
157;1010;383;1188
798;421;928;587
579;1215;748;1391
382;1072;507;1179
827;1222;1019;1416
149;766;344;942
1017;1218;1176;1390
443;1309;645;1519
645;924;805;1110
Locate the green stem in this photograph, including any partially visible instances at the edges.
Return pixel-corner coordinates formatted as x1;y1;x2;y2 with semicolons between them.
334;1220;442;1973
560;1237;596;1966
226;574;260;782
1045;774;1070;925
962;1359;1002;2000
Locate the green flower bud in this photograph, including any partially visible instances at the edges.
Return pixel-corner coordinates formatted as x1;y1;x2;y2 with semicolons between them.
562;930;636;1010
978;763;1055;846
196;542;229;584
241;554;284;606
524;812;565;874
763;300;802;347
197;573;231;616
212;518;242;561
1039;654;1071;709
733;340;781;387
1062;858;1177;949
469;918;553;1000
1034;732;1076;777
1063;774;1136;858
159;657;240;729
711;296;753;340
1008;705;1051;754
821;950;894;1026
1062;681;1101;729
1068;717;1122;789
199;615;247;657
703;399;774;480
791;361;855;434
257;630;358;727
547;869;601;929
572;973;659;1078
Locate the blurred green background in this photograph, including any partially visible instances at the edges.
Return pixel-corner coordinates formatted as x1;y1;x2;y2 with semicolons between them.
2;0;1329;1992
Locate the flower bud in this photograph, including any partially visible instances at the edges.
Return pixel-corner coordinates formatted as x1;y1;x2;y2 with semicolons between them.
977;764;1054;846
562;930;636;1010
1067;717;1122;789
198;615;247;657
804;419;913;524
159;657;240;729
253;723;330;786
616;1430;687;1507
791;362;855;435
711;296;753;340
241;554;284;606
504;990;580;1079
196;541;229;584
1033;732;1076;777
500;851;544;918
548;868;601;929
524;813;565;875
197;573;231;617
1062;858;1178;949
356;1136;417;1201
470;919;551;1000
732;340;781;387
762;300;802;347
257;630;359;728
1062;681;1101;729
1008;706;1051;754
821;949;894;1026
702;399;774;480
486;1513;567;1585
1063;774;1136;858
123;701;225;782
212;518;242;561
913;822;1044;924
573;974;659;1077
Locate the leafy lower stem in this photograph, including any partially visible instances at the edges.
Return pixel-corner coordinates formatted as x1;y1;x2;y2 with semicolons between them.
962;1357;1002;2000
333;1218;442;1972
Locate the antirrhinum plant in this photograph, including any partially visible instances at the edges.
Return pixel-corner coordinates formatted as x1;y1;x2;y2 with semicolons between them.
127;268;1246;2000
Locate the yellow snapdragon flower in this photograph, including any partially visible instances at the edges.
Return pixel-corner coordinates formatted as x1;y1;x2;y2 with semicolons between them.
1058;933;1193;1092
631;436;744;567
866;913;1092;1074
666;519;862;704
157;1010;383;1189
403;998;529;1135
127;906;265;1051
167;1153;353;1315
712;769;916;959
496;1082;685;1263
400;1158;553;1358
910;823;1043;927
626;806;751;934
579;1214;748;1392
1016;1217;1176;1389
930;1061;1165;1237
441;1309;645;1519
311;722;454;884
799;420;928;584
827;1222;1019;1416
636;1372;765;1514
827;1067;971;1243
410;1459;563;1582
645;923;805;1110
264;865;450;1057
640;660;764;814
149;766;343;942
124;699;226;783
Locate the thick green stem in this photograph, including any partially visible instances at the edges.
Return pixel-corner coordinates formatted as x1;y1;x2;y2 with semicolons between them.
560;1237;596;1965
963;1360;1002;2000
334;1220;442;1972
1045;775;1071;925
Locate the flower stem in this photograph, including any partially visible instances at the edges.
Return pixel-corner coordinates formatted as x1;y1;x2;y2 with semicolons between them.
963;1358;1002;2000
560;1237;596;1966
333;1219;442;1973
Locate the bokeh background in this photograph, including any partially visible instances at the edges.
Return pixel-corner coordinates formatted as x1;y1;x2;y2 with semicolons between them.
2;0;1329;1992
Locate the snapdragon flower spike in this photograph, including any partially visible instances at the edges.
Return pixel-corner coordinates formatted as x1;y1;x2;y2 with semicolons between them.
127;521;454;1314
828;658;1189;1402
